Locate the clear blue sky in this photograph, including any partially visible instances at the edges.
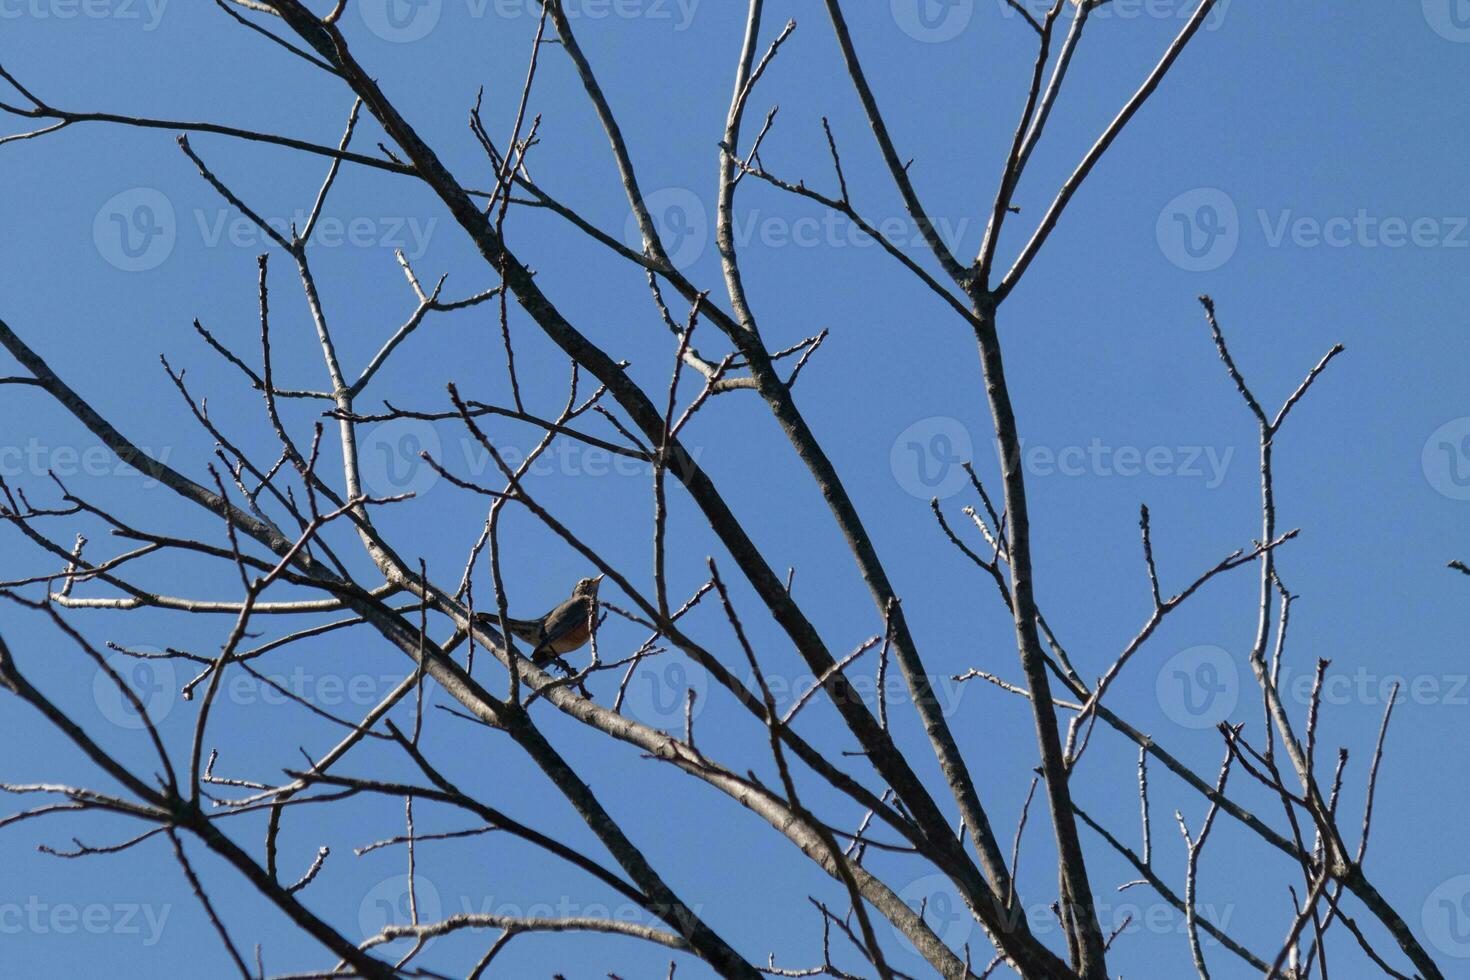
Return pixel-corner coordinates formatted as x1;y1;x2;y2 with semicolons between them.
2;1;1467;977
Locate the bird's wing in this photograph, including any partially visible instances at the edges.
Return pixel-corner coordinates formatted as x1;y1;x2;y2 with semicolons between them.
537;598;588;639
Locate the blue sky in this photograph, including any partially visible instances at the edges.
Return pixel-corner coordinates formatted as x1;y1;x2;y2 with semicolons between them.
1;1;1468;977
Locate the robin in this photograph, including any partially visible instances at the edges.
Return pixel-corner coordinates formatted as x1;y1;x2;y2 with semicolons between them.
475;575;603;666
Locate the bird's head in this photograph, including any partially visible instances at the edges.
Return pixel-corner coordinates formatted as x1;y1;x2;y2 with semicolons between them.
574;574;604;599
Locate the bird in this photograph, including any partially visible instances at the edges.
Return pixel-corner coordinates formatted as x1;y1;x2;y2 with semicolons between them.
475;575;603;666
